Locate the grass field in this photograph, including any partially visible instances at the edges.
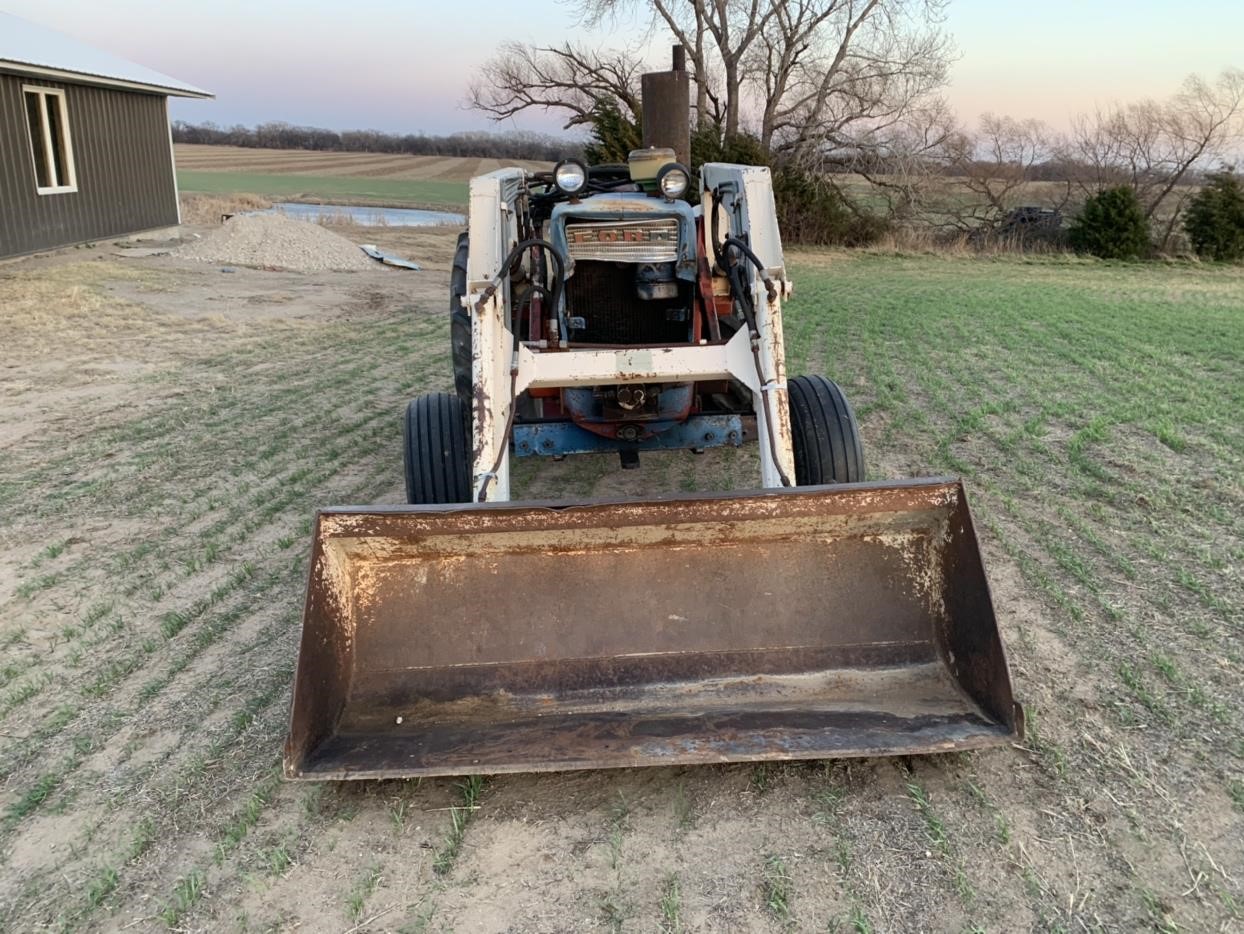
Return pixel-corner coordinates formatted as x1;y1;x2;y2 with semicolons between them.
176;170;469;210
173;144;550;181
174;144;554;209
0;233;1241;931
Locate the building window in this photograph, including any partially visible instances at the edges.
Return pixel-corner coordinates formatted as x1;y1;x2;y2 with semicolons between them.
23;86;77;194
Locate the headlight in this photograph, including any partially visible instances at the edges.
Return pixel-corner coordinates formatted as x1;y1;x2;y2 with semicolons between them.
657;163;690;200
554;159;588;195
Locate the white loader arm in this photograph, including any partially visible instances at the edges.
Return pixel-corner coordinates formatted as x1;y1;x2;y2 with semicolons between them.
700;164;796;488
466;168;527;501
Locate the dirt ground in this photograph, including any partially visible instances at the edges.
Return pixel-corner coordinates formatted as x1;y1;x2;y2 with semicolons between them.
0;219;1240;933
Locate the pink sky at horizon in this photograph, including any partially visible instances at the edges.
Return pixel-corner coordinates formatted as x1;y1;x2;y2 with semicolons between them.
3;0;1240;138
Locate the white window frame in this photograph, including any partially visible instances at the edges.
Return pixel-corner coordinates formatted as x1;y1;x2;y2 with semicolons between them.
22;85;78;195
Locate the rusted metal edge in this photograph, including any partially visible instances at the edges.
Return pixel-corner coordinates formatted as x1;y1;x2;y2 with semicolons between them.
286;729;1016;782
309;479;966;548
948;480;1024;741
315;476;963;518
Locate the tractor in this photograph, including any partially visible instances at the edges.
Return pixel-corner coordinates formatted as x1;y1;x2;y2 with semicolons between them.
283;52;1019;781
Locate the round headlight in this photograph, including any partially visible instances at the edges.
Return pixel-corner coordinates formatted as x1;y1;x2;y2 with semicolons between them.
657;163;690;200
554;159;588;195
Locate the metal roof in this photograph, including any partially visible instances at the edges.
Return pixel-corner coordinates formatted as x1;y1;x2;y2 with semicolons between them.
0;12;213;99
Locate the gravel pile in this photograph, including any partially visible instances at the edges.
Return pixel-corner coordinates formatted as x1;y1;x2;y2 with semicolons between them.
178;213;373;272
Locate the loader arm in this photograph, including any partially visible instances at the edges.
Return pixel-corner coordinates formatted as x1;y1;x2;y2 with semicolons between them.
465;165;799;501
465;168;526;502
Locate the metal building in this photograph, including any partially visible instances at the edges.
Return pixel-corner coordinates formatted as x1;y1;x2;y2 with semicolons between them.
0;12;212;259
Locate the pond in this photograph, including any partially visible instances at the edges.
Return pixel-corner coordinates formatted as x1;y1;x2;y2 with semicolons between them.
268;202;465;227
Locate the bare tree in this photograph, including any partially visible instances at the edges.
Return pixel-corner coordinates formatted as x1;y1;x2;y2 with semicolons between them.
468;42;645;130
829;108;1075;239
1069;69;1244;241
608;0;721;127
938;114;1069;230
582;0;781;136
482;0;951;156
754;0;952;166
832;97;958;224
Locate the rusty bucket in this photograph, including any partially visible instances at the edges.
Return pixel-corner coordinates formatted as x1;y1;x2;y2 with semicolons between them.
283;479;1020;780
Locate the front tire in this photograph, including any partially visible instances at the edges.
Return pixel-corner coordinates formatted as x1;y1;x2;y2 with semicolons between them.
450;232;472;406
787;375;865;485
403;393;472;504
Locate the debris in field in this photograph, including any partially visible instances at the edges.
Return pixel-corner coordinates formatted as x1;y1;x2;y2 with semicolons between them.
361;244;422;270
176;213;373;273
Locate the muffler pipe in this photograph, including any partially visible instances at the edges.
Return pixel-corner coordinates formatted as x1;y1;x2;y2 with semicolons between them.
641;45;691;167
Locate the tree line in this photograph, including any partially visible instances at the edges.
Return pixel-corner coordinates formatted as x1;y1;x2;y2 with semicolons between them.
173;0;1244;258
470;0;1243;253
170;120;582;163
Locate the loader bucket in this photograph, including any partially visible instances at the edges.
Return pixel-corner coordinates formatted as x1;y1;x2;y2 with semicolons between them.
283;479;1020;780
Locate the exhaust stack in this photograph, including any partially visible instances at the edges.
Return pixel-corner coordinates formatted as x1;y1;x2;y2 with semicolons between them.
641;45;691;166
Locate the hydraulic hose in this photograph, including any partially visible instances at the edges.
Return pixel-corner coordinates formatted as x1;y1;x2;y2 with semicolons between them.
721;236;792;488
472;238;568;501
475;238;566;330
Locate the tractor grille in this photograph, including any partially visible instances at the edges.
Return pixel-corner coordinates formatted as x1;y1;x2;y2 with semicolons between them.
565;261;691;345
564;218;680;263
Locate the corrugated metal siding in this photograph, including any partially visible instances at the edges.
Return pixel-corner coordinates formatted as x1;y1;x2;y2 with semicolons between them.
0;71;178;258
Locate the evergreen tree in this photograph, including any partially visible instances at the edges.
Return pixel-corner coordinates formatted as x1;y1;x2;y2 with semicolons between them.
1184;168;1244;262
1069;187;1151;259
583;101;641;165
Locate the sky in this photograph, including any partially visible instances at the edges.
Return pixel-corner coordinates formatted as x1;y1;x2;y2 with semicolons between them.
5;0;1242;137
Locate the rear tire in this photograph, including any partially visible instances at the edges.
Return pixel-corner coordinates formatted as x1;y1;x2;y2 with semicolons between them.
450;232;472;406
403;393;472;504
787;375;865;485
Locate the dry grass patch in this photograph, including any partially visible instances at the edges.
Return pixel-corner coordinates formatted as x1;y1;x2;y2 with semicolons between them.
179;193;272;225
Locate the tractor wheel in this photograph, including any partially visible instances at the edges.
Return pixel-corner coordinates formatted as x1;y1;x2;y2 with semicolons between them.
450;231;472;406
787;375;865;485
403;393;472;504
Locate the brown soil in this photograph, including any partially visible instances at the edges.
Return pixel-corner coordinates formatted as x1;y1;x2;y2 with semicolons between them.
174;144;552;181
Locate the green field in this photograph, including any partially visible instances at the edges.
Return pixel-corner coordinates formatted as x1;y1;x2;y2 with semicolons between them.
786;252;1242;729
1;247;1241;930
177;170;468;209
